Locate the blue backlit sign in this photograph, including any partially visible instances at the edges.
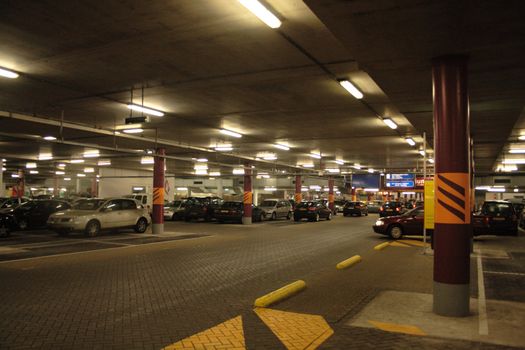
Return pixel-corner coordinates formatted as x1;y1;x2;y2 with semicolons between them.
386;173;414;180
386;181;415;188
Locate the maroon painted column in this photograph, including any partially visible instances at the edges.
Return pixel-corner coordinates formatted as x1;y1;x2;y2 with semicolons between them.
91;177;98;198
152;148;165;234
242;166;252;225
432;56;471;317
328;177;335;212
295;175;302;204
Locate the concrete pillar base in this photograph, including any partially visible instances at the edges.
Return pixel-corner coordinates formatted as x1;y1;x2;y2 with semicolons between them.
433;281;470;317
242;217;252;225
152;223;164;235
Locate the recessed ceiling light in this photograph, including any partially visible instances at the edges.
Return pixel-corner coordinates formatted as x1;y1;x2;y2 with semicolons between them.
126;104;164;117
238;0;281;28
310;152;321;159
382;118;398;129
338;80;363;99
55;171;65;175
1;167;6;171
26;162;37;169
83;150;100;158
141;157;154;164
326;168;340;173
43;136;57;141
98;160;111;166
220;129;242;138
38;153;53;161
64;177;71;181
70;159;84;164
273;143;290;151
77;173;86;177
0;67;19;79
29;170;39;174
84;167;95;173
405;137;416;146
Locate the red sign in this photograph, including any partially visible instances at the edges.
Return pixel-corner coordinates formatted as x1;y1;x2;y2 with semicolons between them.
416;177;433;188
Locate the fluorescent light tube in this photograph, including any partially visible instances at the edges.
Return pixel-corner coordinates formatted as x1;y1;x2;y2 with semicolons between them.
196;158;208;162
0;67;19;79
215;146;233;151
382;118;398;129
64;177;71;181
77;173;86;177
238;0;281;28
209;171;221;176
488;187;505;192
43;136;57;141
26;162;37;169
364;188;379;192
519;136;525;140
233;168;245;175
127;104;164;117
123;128;144;134
141;157;154;164
83;150;100;158
326;168;340;173
264;187;277;191
176;187;188;191
353;164;361;170
38;153;53;161
70;159;84;164
55;171;65;175
509;149;525;154
98;160;111;166
419;150;425;156
502;159;525;164
335;160;345;165
273;143;290;151
405;137;416;146
368;168;375;173
84;167;95;173
310;153;321;159
220;129;242;138
195;169;208;175
338;80;363;99
29;170;38;174
302;164;314;168
428;158;435;164
194;164;208;170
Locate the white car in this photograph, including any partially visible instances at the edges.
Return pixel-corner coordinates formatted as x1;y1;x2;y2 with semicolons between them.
259;199;292;220
47;198;151;237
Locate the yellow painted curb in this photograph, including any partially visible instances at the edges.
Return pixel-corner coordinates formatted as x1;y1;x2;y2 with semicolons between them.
254;280;306;308
336;255;362;270
374;242;391;251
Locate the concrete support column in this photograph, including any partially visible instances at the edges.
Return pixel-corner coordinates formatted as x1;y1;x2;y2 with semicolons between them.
295;175;302;203
152;148;165;234
328;177;335;212
351;187;356;202
17;170;24;199
432;56;471;317
242;167;252;225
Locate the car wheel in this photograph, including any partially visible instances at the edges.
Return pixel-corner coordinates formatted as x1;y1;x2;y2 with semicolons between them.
134;218;148;233
294;216;300;222
365;211;368;216
172;214;178;221
343;213;348;217
17;219;28;231
326;212;332;221
286;212;291;220
314;213;320;222
388;225;403;239
0;223;9;237
270;212;276;221
84;220;100;237
260;213;265;222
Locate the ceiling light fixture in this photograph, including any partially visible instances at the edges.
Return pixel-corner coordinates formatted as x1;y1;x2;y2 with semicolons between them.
209;171;221;176
77;173;86;177
196;158;208;162
11;173;19;178
57;163;66;168
195;169;208;175
176;187;188;191
405;137;416;146
38;153;53;161
123;128;144;134
502;159;525;164
428;158;435;164
55;171;65;175
302;164;314;168
497;164;518;172
233;168;245;175
368;168;375;173
353;163;361;170
273;143;290;151
509;149;525;154
26;162;37;169
0;67;19;79
335;160;344;165
84;167;95;173
127;104;164;117
194;164;208;170
98;160;111;166
43;136;57;141
238;0;281;28
141;157;154;164
264;186;277;191
326;168;340;173
419;150;426;156
70;159;84;164
64;177;71;181
519;136;525;141
338;80;364;99
310;152;321;159
83;150;100;158
29;170;38;174
220;129;242;138
215;145;233;151
382;118;398;129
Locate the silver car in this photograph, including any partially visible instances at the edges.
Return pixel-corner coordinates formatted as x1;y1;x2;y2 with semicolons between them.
47;198;151;237
259;199;292;220
164;199;187;221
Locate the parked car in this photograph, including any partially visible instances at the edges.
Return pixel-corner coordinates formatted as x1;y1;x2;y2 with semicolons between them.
367;200;383;213
0;197;30;214
47;198;151;237
334;200;347;213
124;193;151;212
164;199;188;221
473;201;518;236
293;201;332;222
214;201;265;223
379;201;406;217
0;213;16;237
184;196;223;222
259;199;292;220
343;201;369;216
13;199;71;230
373;206;424;239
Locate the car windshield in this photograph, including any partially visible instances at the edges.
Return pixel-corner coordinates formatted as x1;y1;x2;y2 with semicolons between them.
221;202;242;209
402;207;423;216
261;200;277;207
345;202;356;207
297;202;316;208
73;199;106;210
482;202;513;216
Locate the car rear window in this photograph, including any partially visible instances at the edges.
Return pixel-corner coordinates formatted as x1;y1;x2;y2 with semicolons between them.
221;202;242;209
383;202;401;208
345;202;356;208
296;202;316;208
261;200;277;207
482;203;514;216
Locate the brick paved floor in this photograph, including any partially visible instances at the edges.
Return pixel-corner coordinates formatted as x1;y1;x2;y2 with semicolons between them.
0;216;523;349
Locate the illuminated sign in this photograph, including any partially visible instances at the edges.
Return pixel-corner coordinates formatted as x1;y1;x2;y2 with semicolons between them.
386;173;414;181
386;181;415;188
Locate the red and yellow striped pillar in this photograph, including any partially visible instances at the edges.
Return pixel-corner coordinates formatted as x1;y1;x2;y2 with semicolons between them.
152;147;165;234
295;175;302;204
328;177;335;213
243;166;252;225
351;187;356;202
432;56;471;317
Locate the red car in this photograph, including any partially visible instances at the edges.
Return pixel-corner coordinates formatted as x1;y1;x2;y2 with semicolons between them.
473;201;518;236
373;207;424;239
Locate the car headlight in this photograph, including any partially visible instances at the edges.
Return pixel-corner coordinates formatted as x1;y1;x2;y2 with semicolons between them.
375;220;384;226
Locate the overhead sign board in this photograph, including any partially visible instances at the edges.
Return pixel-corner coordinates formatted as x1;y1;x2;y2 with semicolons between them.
386;173;414;181
386;181;415;188
352;174;380;189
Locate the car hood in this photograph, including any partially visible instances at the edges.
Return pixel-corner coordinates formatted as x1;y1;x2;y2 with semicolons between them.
51;209;98;217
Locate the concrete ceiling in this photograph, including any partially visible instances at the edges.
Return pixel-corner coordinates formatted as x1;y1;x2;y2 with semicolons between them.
0;0;522;179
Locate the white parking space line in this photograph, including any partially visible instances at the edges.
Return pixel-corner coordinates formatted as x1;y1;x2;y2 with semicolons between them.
477;254;489;335
484;271;525;276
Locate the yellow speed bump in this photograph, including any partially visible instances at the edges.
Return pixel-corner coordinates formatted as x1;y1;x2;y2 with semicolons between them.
336;255;362;270
374;242;391;251
254;280;306;308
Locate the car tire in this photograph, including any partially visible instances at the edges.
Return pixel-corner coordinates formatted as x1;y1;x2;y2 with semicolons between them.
271;212;277;221
84;220;100;237
17;219;28;231
388;225;403;239
294;216;300;222
326;212;332;221
172;214;178;221
365;211;368;216
314;213;320;222
343;213;348;217
260;213;265;222
134;217;148;233
0;223;10;237
286;212;291;220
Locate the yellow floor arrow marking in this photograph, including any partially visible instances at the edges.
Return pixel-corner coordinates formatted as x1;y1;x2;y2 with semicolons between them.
255;308;334;350
368;320;426;336
162;316;245;350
